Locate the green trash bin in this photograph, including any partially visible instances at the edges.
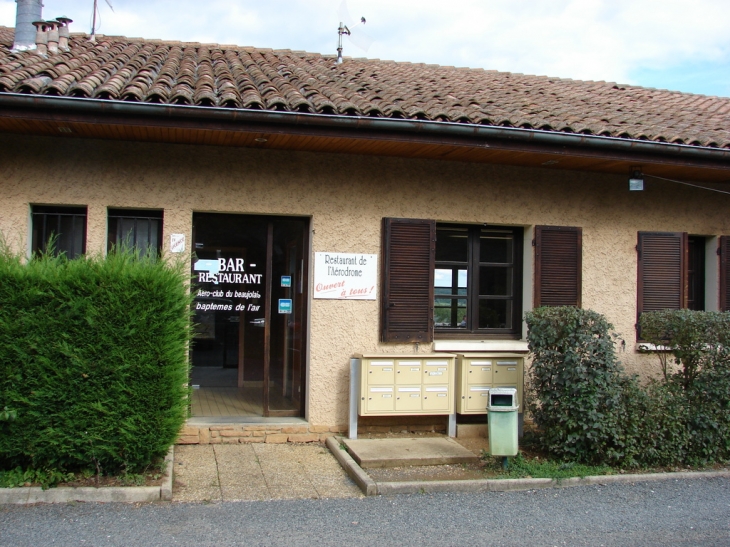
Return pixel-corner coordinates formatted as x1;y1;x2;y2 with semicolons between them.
488;387;519;457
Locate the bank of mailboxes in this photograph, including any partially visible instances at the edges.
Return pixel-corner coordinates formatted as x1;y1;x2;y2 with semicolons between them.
357;354;456;416
356;353;524;416
456;354;524;414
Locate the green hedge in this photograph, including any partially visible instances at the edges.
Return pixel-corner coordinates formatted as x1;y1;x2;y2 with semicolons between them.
0;247;192;474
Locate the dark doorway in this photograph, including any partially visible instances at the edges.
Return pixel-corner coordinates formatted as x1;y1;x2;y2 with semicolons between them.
687;236;706;311
190;213;309;417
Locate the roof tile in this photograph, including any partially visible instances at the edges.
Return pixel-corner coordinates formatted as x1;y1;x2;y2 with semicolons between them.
1;26;729;148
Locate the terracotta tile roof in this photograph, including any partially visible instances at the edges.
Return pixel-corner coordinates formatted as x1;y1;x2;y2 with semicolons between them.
2;26;730;149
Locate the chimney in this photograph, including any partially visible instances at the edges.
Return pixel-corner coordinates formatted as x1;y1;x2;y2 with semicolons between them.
12;0;44;52
32;20;48;56
46;20;59;54
56;16;73;51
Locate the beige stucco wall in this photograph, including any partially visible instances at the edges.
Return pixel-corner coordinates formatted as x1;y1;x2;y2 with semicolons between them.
3;133;730;428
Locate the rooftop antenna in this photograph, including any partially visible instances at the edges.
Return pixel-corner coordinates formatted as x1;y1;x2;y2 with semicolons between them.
336;0;371;64
89;0;114;43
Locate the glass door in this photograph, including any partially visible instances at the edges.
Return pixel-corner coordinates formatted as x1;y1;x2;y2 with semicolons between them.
190;214;308;418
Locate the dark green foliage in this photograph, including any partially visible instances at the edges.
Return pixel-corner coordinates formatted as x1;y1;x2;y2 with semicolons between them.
0;245;193;475
640;310;730;465
527;307;730;469
0;466;75;489
526;307;640;466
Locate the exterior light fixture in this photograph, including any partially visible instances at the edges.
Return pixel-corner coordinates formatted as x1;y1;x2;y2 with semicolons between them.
629;168;644;191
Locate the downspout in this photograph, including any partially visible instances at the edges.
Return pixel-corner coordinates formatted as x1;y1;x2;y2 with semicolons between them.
0;93;729;168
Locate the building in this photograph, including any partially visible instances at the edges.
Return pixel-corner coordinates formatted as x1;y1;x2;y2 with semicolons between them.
2;15;730;442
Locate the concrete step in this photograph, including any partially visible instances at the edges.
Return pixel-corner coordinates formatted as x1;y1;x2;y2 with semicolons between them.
342;437;480;468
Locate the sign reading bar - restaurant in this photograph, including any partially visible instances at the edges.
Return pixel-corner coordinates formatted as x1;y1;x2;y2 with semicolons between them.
313;252;378;300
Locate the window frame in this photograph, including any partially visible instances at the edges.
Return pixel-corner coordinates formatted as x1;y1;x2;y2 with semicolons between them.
107;208;164;257
434;223;523;339
31;205;87;259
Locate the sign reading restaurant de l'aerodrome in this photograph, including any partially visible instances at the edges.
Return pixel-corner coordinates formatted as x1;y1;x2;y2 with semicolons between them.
313;252;377;300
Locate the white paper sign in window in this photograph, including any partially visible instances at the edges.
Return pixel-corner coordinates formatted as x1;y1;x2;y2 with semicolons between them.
313;252;377;300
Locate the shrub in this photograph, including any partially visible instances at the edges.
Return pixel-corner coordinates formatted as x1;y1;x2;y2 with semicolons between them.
640;309;730;387
526;307;640;466
640;310;730;464
0;246;193;475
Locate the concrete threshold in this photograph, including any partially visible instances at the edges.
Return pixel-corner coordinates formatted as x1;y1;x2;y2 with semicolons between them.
0;446;174;505
327;437;730;497
342;437;479;468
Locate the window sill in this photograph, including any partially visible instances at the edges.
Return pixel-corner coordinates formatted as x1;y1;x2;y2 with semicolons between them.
433;340;529;353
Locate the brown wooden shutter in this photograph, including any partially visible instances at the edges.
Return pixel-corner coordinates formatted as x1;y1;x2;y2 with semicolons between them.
534;226;582;307
720;236;730;311
637;232;687;319
381;218;435;343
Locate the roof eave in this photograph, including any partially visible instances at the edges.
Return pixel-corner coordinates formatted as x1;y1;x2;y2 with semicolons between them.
1;93;729;171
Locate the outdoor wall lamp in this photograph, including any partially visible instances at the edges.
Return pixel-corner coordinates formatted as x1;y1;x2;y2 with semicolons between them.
629;168;644;191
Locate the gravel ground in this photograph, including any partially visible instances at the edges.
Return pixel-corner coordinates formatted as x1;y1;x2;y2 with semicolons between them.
1;476;728;546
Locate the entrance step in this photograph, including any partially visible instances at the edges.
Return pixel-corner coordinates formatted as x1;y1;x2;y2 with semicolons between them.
342;437;479;468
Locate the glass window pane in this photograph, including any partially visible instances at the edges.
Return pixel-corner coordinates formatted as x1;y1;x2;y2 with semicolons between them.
149;219;160;253
436;227;469;262
434;268;467;296
119;218;135;248
32;207;86;259
71;216;84;259
480;230;513;263
434;298;467;328
136;219;150;250
478;299;510;329
479;267;512;296
58;215;76;258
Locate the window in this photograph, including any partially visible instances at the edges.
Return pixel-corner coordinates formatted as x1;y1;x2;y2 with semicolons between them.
636;232;712;334
434;224;523;336
381;218;583;342
107;209;163;256
31;205;87;259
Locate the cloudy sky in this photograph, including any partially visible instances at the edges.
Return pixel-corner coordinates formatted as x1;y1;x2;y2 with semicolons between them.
1;0;729;97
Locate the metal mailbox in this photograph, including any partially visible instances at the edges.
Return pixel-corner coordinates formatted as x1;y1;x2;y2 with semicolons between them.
356;354;456;416
456;353;524;415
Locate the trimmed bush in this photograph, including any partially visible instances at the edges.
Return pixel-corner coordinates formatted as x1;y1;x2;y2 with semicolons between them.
525;307;640;466
0;246;192;474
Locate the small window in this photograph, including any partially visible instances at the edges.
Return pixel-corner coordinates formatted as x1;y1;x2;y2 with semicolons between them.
107;209;163;256
31;205;87;259
434;224;523;336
